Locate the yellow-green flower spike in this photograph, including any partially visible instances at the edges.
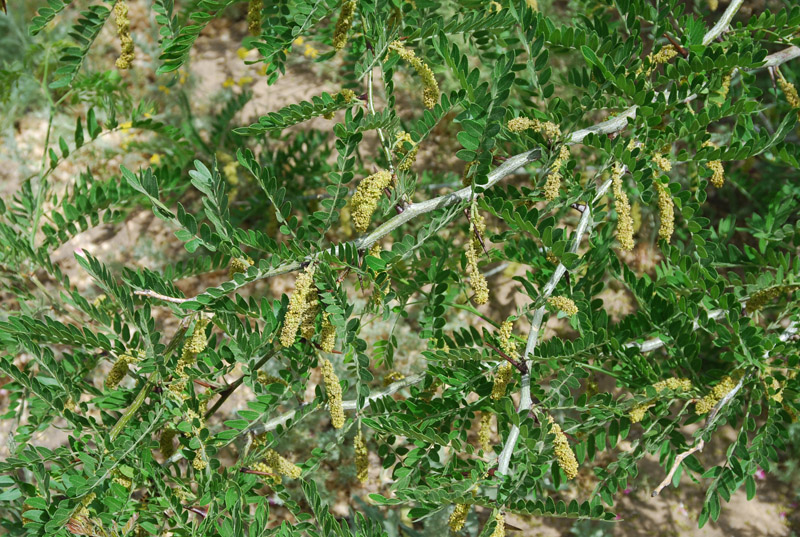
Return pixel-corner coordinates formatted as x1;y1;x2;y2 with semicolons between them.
629;377;692;423
777;71;800;120
695;375;738;414
321;358;345;428
702;140;725;188
354;430;368;484
506;117;561;139
466;211;489;305
333;0;356;51
656;182;674;243
489;512;505;537
300;287;320;341
280;265;317;347
264;448;302;478
498;320;518;359
247;0;263;36
389;41;439;109
449;503;470;532
228;256;253;279
105;355;130;389
611;162;635;251
478;412;492;453
320;313;336;353
113;0;134;69
352;170;393;233
547;296;578;316
491;362;513;400
548;416;579;479
543;145;570;201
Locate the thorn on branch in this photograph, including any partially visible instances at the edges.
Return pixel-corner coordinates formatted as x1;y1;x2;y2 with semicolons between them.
485;342;529;375
571;203;587;214
663;33;689;58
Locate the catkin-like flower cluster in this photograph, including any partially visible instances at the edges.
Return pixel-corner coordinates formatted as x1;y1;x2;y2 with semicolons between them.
321;358;345;428
389;41;439;109
320;313;336;353
159;428;177;459
333;0;356;51
354;431;368;484
639;45;678;76
228;256;253;279
265;449;302;478
247;0;263;36
652;152;672;172
257;371;289;387
383;370;405;386
745;285;797;313
506;117;561;139
478;412;492;453
543;145;570;201
547;296;578;316
629;377;692;423
695;375;738;414
777;71;800;120
300;287;320;341
113;0;135;69
105;351;143;389
612;162;635;250
489;512;505;537
498;320;518;359
280;265;316;347
655;182;674;243
491;362;513;400
702;141;725;188
449;503;470;532
352;170;392;233
719;73;731;102
548;417;578;479
169;318;210;399
394;131;419;171
466;212;489;305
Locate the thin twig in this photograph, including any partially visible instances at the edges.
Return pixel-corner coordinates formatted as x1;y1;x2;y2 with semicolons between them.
485;342;528;374
134;289;191;304
205;348;280;420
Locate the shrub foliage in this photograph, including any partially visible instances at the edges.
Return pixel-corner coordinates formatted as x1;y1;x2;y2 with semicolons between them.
1;0;800;535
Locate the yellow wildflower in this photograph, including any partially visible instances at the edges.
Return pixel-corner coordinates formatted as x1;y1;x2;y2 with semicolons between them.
222;77;235;88
389;41;439;109
158;84;170;95
280;265;316;347
304;44;319;59
237;47;250;60
333;0;356;51
449;503;470;532
655;181;674;243
321;358;345;428
293;36;305;46
351;170;392;232
612;162;634;250
113;0;134;69
491;362;513;400
696;375;738;414
354;431;368;484
238;76;254;86
149;153;162;165
247;0;262;36
547;295;578;316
